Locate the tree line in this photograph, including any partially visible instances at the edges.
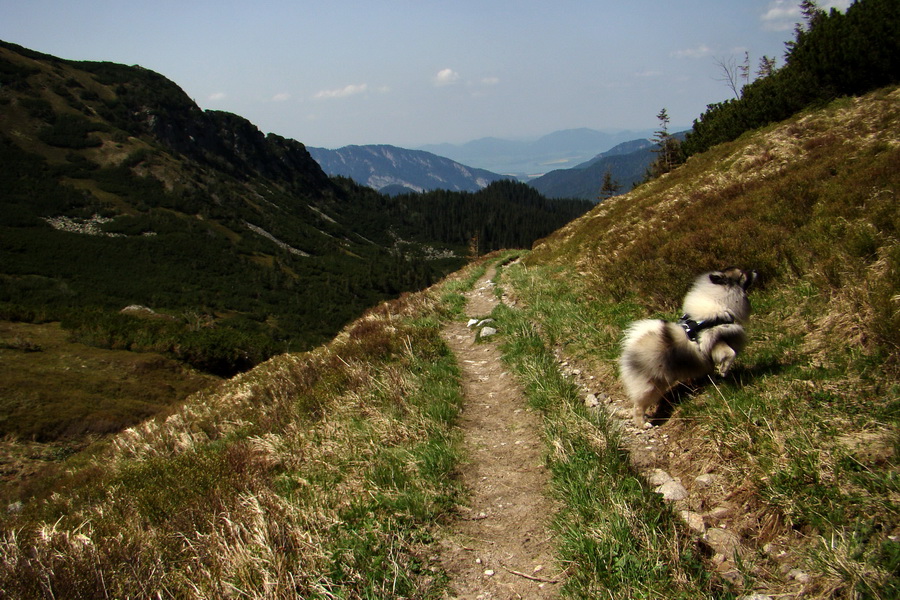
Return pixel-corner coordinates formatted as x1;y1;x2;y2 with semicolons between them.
681;0;900;158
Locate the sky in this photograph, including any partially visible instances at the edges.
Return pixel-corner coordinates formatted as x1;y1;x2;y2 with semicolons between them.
0;0;852;149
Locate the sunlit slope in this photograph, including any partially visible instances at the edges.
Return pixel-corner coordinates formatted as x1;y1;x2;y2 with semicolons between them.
510;86;899;597
530;86;900;349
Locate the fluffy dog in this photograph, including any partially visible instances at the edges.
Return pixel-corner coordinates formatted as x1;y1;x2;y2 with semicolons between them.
619;267;757;427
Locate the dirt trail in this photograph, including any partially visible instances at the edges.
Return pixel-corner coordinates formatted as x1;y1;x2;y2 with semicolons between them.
438;267;561;600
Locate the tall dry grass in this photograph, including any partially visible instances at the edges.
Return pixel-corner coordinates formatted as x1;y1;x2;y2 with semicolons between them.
0;264;491;598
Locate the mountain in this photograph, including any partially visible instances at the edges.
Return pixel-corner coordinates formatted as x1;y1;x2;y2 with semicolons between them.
307;144;509;194
527;133;688;201
5;85;898;598
527;138;655;200
4;4;899;596
0;40;589;376
419;128;656;178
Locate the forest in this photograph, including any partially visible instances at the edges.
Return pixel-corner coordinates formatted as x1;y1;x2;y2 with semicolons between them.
0;41;590;376
681;0;900;158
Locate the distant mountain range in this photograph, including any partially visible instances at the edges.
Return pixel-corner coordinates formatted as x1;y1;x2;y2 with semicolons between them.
309;135;676;202
528;132;688;201
307;145;510;195
418;128;656;178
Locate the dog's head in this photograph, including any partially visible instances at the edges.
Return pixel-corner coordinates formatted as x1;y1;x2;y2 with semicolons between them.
710;267;757;292
682;267;757;322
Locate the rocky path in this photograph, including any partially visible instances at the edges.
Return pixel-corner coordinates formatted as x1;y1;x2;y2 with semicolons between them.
438;269;561;600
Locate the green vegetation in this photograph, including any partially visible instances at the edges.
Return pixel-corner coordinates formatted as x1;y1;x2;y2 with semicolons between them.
0;259;495;598
520;87;900;598
2;11;899;597
682;0;900;158
489;263;727;598
0;40;587;388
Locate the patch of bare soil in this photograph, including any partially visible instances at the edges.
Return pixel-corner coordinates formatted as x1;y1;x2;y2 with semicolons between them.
438;269;562;599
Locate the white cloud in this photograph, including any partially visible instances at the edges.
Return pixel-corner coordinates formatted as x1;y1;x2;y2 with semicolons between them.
313;83;368;100
208;92;227;101
433;68;460;86
761;0;801;31
272;92;291;102
480;76;500;86
762;0;852;31
671;44;713;59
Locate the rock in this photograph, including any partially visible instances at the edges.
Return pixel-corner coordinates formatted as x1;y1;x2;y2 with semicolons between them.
585;393;599;407
705;504;733;522
694;473;719;488
704;527;741;557
787;569;810;583
476;319;495;327
656;480;689;501
648;469;674;486
680;510;706;533
467;318;479;328
483;569;495;577
737;595;772;600
479;327;498;338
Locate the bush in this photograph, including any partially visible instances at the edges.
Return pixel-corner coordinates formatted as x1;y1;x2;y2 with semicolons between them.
38;113;105;149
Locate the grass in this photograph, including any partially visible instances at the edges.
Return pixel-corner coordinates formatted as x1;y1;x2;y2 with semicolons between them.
2;86;898;599
0;258;503;598
492;250;899;598
495;89;900;599
490;261;731;599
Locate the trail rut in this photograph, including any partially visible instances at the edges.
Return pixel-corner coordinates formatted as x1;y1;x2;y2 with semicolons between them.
438;268;561;600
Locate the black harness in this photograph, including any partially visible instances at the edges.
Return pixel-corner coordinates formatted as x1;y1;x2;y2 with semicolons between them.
677;314;735;342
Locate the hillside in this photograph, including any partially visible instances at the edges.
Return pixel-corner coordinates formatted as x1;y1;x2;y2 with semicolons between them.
3;85;897;598
0;39;588;379
517;86;900;597
307;144;509;194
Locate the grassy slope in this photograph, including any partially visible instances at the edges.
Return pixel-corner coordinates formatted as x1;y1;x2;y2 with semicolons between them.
1;89;897;599
499;87;899;598
0;259;491;598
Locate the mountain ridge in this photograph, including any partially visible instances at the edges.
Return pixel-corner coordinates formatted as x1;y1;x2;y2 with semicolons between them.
0;39;589;376
418;127;657;177
307;144;510;194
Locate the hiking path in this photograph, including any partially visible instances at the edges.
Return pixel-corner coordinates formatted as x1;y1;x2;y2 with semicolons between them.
437;266;562;600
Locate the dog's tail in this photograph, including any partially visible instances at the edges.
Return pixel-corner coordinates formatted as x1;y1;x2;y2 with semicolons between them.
621;320;708;378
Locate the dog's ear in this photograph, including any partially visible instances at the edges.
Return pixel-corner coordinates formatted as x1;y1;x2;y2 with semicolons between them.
742;270;758;291
709;272;727;285
713;267;756;289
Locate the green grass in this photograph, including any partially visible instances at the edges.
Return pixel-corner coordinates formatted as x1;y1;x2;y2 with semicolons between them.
495;89;900;595
486;265;729;599
0;265;494;598
497;240;899;597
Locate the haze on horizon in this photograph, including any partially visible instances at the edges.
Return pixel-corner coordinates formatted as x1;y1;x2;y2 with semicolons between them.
0;0;851;149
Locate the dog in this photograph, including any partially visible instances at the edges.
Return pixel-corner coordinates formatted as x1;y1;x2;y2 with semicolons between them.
619;267;757;427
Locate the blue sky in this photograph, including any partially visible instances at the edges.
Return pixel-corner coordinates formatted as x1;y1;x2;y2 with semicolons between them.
0;1;851;148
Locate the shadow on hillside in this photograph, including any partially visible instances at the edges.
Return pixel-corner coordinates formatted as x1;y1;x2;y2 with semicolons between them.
648;359;787;426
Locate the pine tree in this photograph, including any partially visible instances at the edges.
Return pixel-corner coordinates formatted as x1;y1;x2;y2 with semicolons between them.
648;108;681;178
598;169;621;201
756;55;777;79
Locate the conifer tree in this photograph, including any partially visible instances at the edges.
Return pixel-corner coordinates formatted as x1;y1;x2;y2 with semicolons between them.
648;108;681;178
598;168;621;201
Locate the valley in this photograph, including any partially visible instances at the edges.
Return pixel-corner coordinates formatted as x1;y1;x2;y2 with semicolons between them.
1;2;899;597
